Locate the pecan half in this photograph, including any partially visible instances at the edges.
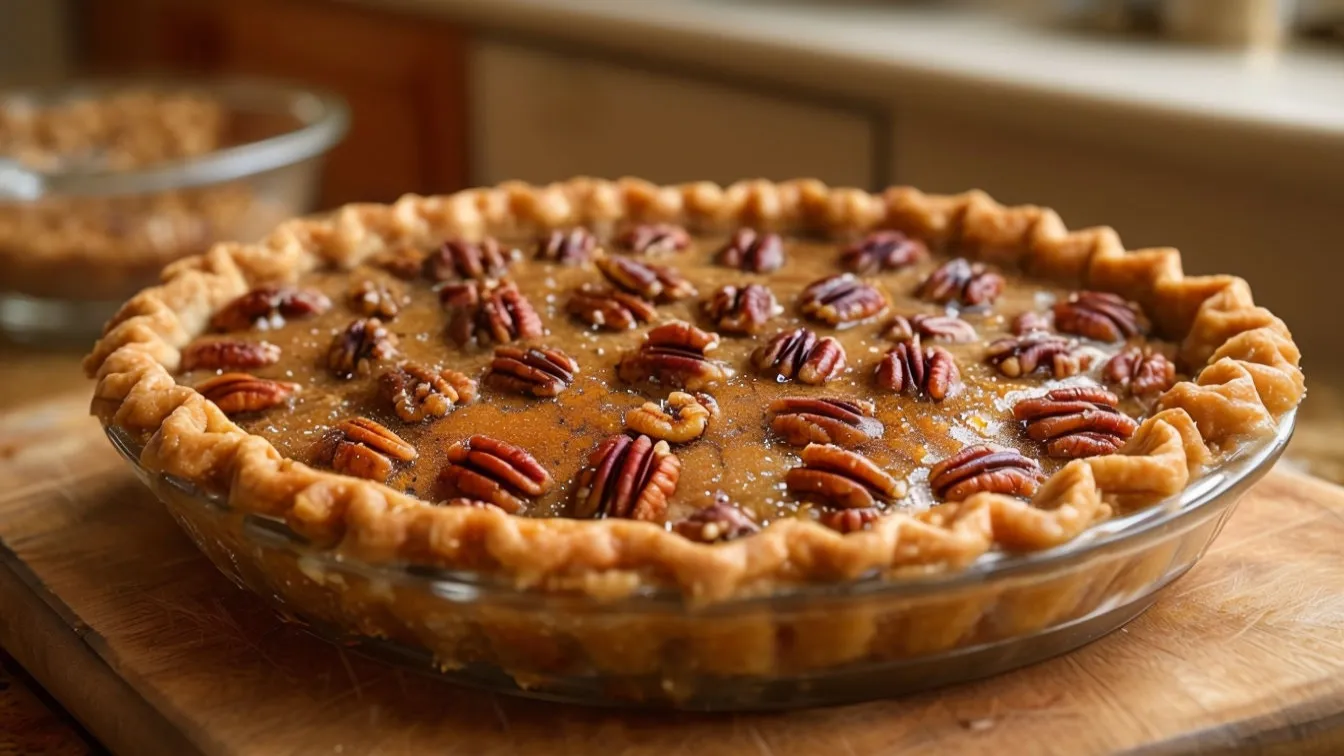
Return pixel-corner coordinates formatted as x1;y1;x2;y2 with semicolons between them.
332;443;393;483
210;286;331;332
370;244;427;280
839;230;927;274
617;321;732;390
615;223;691;255
327;317;400;379
701;283;779;335
874;337;962;401
596;256;696;303
1103;346;1177;397
379;362;477;422
1011;311;1052;336
438;435;554;513
1053;291;1147;343
441;280;544;348
798;274;888;326
195;372;299;415
566;283;657;331
626;391;715;443
985;334;1095;379
1013;386;1139;458
424;237;513;282
885;313;976;343
535;228;598;265
715;228;784;273
672;494;760;543
694;392;721;419
180;340;280;372
328;417;418;483
916;258;1004;308
575;434;681;521
819;508;883;534
767;397;882;448
484;346;578;398
786;443;906;509
928;445;1044;502
751;327;846;385
349;278;405;319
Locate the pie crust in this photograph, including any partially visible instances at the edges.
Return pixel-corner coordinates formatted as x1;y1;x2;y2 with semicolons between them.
86;178;1304;604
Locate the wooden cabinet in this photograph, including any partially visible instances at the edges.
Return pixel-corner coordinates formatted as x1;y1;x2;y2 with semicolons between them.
81;0;468;206
469;40;879;188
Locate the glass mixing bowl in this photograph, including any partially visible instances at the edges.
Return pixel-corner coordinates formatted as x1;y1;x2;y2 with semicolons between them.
0;78;347;341
103;410;1294;710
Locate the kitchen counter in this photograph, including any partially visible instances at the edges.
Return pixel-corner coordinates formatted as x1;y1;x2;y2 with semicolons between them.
366;0;1344;188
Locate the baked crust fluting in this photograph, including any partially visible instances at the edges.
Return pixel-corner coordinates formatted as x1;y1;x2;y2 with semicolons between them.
86;177;1304;604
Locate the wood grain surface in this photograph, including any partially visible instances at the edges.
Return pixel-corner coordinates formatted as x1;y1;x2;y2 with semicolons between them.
1;393;1343;755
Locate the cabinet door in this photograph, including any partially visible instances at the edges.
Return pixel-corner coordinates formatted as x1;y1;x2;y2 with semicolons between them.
470;40;878;188
83;0;468;206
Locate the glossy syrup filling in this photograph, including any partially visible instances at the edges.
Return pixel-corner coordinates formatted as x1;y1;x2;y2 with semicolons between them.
177;231;1179;526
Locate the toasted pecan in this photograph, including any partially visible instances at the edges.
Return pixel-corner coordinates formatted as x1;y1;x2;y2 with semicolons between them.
916;258;1003;308
928;445;1043;502
1013;386;1138;458
180;340;280;372
751;327;846;385
210;286;331;332
438;435;553;513
484;346;578;398
798;274;888;326
576;434;681;521
874;337;962;401
839;230;926;274
617;321;732;390
786;444;906;509
195;372;299;415
767;397;882;448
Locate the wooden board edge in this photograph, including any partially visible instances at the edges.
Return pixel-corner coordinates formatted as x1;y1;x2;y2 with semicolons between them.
1121;683;1344;755
0;541;203;756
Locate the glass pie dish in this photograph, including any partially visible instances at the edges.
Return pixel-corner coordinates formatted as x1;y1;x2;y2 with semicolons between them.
104;412;1293;710
0;78;347;341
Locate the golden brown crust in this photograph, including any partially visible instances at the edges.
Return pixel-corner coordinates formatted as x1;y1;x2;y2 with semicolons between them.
85;178;1305;602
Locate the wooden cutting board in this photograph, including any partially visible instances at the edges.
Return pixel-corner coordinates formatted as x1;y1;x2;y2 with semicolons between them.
2;395;1344;756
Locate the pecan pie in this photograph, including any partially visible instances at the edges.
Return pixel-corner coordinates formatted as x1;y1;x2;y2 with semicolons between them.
87;179;1303;693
